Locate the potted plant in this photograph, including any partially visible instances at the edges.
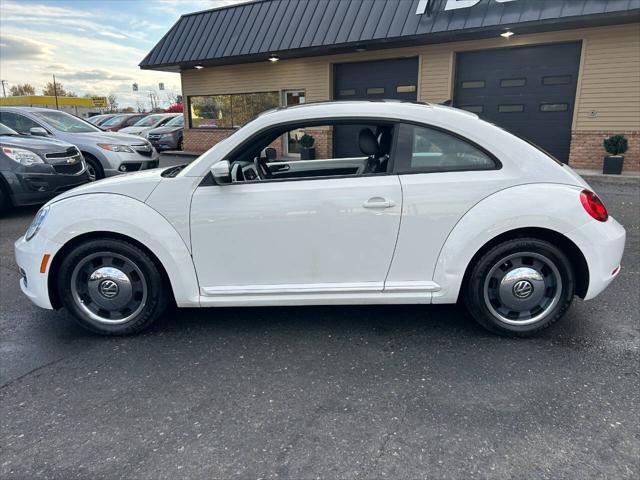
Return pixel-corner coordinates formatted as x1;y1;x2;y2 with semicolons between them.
602;135;628;175
299;133;316;160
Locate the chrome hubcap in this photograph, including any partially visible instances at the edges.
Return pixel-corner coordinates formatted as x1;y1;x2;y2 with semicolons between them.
87;164;97;181
71;253;147;325
484;252;562;326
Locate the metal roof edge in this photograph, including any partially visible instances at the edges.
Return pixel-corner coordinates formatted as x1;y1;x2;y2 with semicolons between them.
140;11;639;72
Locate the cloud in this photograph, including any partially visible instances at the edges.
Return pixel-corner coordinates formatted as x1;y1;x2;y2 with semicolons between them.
0;35;52;61
55;68;133;82
1;1;93;18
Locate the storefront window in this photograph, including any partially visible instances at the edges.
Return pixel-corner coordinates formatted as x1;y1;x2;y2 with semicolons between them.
189;92;279;129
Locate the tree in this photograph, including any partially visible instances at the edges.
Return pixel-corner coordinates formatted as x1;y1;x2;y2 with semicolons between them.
107;94;118;112
42;81;76;97
175;94;183;104
165;103;183;113
9;83;36;96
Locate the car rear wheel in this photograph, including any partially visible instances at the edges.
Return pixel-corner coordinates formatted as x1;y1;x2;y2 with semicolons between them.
465;238;575;336
57;238;168;335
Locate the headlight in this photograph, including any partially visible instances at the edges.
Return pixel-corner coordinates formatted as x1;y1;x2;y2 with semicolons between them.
2;147;44;166
97;144;135;153
25;205;49;241
161;133;174;138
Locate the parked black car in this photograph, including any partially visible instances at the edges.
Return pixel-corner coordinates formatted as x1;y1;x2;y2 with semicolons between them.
147;115;184;151
0;123;89;213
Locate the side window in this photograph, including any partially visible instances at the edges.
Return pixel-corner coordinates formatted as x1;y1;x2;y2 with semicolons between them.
126;116;142;127
228;122;395;182
395;124;496;173
0;112;20;131
0;112;41;133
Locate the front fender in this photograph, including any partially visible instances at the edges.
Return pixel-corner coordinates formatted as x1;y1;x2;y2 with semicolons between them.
432;183;590;303
41;193;200;307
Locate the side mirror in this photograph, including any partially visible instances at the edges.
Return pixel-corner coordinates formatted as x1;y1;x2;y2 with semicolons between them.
264;147;277;162
211;160;231;185
30;127;49;137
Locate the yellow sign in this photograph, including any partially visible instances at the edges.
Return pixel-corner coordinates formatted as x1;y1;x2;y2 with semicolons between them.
91;96;108;108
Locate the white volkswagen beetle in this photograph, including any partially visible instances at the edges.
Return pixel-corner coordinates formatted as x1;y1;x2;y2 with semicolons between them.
15;101;625;336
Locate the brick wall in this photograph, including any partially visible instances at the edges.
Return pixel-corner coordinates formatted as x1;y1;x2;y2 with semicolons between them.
302;127;333;159
183;129;235;153
184;128;286;156
569;131;639;171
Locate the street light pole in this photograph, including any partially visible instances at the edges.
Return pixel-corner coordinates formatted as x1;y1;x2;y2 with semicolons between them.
0;80;7;98
52;74;59;110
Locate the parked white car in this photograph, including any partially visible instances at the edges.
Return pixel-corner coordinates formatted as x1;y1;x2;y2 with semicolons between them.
119;113;180;138
15;101;625;336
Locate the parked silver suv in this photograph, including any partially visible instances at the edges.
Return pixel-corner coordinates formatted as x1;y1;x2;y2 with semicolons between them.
0;107;159;180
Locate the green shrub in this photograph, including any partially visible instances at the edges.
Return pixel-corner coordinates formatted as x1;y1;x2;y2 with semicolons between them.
603;135;628;156
300;134;315;148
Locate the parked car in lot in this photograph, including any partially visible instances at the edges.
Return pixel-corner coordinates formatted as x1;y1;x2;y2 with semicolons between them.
147;114;184;151
87;114;118;127
14;101;625;336
119;113;180;139
0;123;89;214
100;113;148;132
0;107;159;180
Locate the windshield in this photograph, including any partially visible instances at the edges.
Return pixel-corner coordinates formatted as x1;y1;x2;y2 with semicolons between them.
133;114;166;127
102;115;128;127
34;110;100;133
165;115;184;127
0;122;19;135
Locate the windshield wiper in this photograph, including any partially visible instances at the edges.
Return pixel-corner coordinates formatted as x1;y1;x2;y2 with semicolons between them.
161;164;187;178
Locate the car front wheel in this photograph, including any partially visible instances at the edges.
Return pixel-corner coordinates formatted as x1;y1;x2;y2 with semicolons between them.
57;238;168;335
465;237;575;336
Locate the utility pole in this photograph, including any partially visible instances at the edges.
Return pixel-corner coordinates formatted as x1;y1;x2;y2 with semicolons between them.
0;80;7;98
52;74;59;110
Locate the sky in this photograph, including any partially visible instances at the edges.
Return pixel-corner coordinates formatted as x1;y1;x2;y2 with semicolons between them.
0;0;247;109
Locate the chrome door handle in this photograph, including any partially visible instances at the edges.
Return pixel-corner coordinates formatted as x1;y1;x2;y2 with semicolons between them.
363;197;395;209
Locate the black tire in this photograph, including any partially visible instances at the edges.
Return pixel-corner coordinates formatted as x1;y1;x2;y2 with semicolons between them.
0;185;10;215
465;237;575;337
83;153;104;181
57;238;168;335
177;137;183;151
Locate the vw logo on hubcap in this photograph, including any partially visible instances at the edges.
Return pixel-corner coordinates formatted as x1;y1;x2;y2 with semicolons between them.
512;280;534;299
98;279;120;299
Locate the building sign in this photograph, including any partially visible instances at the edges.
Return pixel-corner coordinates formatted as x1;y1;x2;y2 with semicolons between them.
91;96;108;108
417;0;517;15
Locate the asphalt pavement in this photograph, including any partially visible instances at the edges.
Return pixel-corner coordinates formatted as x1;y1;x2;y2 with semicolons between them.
0;170;638;479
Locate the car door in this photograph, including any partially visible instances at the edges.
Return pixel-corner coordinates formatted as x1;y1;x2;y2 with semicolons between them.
384;123;509;293
190;170;402;298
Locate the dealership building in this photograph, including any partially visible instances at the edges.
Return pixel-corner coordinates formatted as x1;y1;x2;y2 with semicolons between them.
142;0;640;170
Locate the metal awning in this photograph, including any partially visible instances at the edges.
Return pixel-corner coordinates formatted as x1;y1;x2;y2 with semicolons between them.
140;0;640;71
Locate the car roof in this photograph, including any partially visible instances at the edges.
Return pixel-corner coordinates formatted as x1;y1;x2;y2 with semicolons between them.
0;106;61;113
251;100;478;126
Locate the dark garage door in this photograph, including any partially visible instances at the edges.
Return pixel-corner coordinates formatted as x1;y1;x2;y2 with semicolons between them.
454;42;582;163
333;57;418;157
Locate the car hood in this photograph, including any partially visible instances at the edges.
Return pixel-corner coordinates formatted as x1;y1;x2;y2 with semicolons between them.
47;167;165;205
65;131;149;145
0;135;74;154
148;126;182;135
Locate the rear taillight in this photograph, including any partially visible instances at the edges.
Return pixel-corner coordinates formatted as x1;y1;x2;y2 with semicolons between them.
580;190;608;222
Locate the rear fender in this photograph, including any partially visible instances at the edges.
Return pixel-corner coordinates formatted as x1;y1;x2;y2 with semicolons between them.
432;183;590;303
